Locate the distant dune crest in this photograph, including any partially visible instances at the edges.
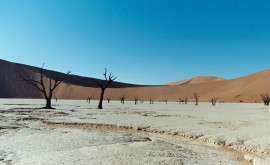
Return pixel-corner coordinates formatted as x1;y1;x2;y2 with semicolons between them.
1;59;270;103
166;76;226;85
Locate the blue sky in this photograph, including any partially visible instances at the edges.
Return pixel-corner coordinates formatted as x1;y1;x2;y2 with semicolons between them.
1;0;270;85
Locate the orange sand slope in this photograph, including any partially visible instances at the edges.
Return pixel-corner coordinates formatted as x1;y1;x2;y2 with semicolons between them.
0;59;269;103
166;76;226;85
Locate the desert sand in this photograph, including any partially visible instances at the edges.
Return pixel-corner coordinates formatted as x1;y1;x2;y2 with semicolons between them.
1;99;270;164
1;59;270;103
166;76;226;86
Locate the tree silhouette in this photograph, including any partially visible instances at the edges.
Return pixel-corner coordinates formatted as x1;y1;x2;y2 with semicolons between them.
95;68;116;109
86;96;92;103
194;92;200;105
18;64;71;109
120;94;127;104
134;96;139;104
184;96;188;104
210;97;219;106
261;93;270;106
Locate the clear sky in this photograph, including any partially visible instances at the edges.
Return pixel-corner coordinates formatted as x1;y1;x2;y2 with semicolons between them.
1;0;270;85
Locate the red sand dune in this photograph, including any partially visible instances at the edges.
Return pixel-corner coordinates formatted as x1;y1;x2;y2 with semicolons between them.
166;76;226;85
0;59;146;98
0;59;269;103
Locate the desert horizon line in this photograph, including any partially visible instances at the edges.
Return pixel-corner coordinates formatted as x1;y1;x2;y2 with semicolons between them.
1;58;268;86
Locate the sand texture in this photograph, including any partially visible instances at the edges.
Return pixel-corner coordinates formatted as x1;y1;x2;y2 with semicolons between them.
1;99;270;164
166;76;226;85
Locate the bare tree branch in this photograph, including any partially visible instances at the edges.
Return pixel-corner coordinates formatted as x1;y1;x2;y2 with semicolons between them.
17;64;70;109
96;68;117;109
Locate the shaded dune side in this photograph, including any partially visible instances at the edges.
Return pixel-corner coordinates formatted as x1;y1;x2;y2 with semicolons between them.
0;60;43;98
0;59;147;98
1;59;270;102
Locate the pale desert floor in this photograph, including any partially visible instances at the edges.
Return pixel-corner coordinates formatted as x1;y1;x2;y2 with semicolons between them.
1;99;270;165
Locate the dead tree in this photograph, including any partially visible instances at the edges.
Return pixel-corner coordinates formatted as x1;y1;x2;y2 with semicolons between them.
95;68;116;109
86;97;92;103
184;96;188;104
134;96;139;104
261;93;270;106
194;92;200;105
210;97;219;106
150;97;154;104
178;97;182;104
107;98;110;103
18;64;71;109
120;95;127;104
54;95;58;102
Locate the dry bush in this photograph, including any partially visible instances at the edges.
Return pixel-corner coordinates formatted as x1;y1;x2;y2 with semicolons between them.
261;93;270;106
210;97;219;106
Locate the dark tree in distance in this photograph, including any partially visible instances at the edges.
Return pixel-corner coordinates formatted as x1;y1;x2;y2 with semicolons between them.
86;97;93;103
150;97;154;104
194;92;200;105
165;99;168;104
184;96;188;104
261;93;270;106
210;97;219;106
134;96;139;104
120;95;127;104
54;95;58;102
178;97;182;104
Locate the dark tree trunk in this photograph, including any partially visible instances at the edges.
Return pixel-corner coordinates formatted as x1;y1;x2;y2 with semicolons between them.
98;89;105;109
95;68;116;109
45;98;52;109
